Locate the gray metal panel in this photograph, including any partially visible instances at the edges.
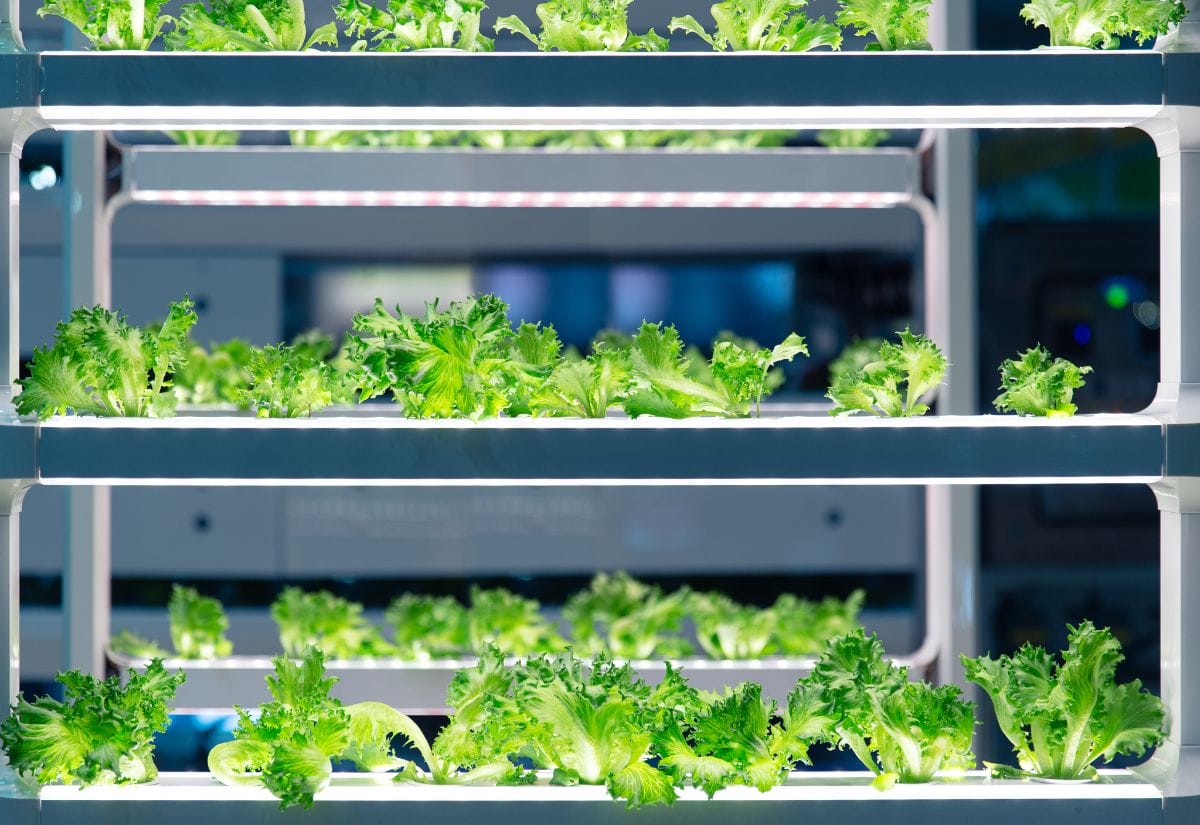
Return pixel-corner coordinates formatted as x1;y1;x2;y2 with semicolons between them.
0;422;35;479
0;53;40;109
121;147;919;197
31;416;1165;484
35;53;1166;129
39;52;1164;110
1165;422;1200;477
17;773;1165;825
1164;53;1200;106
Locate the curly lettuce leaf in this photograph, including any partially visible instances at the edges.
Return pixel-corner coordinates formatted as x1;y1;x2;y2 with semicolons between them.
1021;0;1186;47
467;587;565;655
993;344;1091;417
38;0;173;49
1;660;184;787
384;594;469;658
670;0;842;51
337;0;493;50
167;0;337;50
771;590;865;655
963;621;1166;780
835;0;931;50
270;588;395;658
168;584;233;659
16;298;196;420
689;592;776;659
563;572;692;659
495;0;667;51
827;327;945;417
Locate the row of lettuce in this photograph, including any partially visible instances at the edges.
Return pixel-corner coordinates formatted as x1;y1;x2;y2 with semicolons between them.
43;0;1189;54
1;622;1167;809
165;127;890;150
15;294;1091;420
111;576;866;662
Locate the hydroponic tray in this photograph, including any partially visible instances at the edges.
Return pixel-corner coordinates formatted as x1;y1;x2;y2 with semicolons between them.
13;51;1189;130
0;770;1165;825
110;653;934;713
3;414;1195;486
117;146;920;208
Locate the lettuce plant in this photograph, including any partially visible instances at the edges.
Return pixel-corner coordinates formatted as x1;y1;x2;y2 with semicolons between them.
993;344;1091;417
963;621;1166;780
826;328;946;417
835;0;931;50
1020;0;1189;47
670;0;842;51
808;630;976;789
1;660;184;787
385;594;469;658
271;588;396;658
817;129;889;148
337;0;493;50
164;130;241;146
495;0;668;50
38;0;172;48
16;298;196;419
168;584;234;659
467;586;565;655
771;590;865;655
564;572;693;658
167;0;338;50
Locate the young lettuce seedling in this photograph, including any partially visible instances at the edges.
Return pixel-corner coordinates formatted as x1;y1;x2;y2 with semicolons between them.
993;344;1091;417
669;0;842;51
495;0;668;50
835;0;932;50
337;0;494;50
38;0;173;49
168;584;234;659
1020;0;1189;48
826;328;946;417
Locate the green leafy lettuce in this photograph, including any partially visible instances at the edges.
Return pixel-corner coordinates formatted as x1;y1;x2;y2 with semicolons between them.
16;298;196;420
236;343;346;418
164;130;241;146
167;0;338;50
817;129;889;149
347;295;516;419
385;594;470;658
993;344;1091;417
771;590;865;655
467;586;565;655
38;0;172;48
835;0;931;50
270;588;396;658
1020;0;1188;47
654;680;833;796
173;338;255;406
807;629;975;789
689;592;777;658
669;0;842;51
962;620;1166;780
625;322;807;418
109;630;168;659
530;345;635;418
495;0;668;50
826;328;946;417
563;572;693;659
1;659;184;786
168;584;233;659
207;647;351;809
337;0;493;50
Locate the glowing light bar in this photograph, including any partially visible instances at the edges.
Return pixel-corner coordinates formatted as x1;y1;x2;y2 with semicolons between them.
127;190;908;209
35;770;1160;803
40;105;1162;131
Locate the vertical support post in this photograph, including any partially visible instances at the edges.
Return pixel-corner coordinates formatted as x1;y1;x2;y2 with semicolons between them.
63;125;112;676
926;0;979;688
0;147;18;410
0;486;27;710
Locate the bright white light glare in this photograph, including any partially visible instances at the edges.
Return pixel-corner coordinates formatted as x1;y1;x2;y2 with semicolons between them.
28;165;58;191
128;190;908;208
36;770;1160;803
39;104;1162;131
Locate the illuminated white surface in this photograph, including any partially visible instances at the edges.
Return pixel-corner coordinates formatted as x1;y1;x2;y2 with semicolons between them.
31;770;1160;803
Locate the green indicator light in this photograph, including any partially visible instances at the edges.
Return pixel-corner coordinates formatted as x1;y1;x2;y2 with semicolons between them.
1105;284;1130;310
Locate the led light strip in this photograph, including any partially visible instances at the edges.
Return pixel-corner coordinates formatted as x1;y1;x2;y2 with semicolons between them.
127;190;909;208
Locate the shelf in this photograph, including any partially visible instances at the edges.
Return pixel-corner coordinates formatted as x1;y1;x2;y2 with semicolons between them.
14;51;1191;131
4;413;1195;486
114;653;915;713
117;146;920;208
0;770;1166;825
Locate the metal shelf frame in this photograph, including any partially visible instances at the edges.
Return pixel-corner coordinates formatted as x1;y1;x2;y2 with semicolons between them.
0;13;1194;821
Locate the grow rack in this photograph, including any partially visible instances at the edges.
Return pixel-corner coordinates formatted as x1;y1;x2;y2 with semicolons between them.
0;33;1196;825
95;134;941;709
